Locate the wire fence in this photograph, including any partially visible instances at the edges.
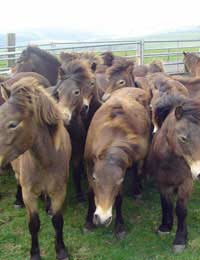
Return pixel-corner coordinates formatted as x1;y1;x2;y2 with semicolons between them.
0;35;200;75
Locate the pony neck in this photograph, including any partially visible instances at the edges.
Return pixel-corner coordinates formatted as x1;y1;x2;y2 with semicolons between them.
30;124;59;167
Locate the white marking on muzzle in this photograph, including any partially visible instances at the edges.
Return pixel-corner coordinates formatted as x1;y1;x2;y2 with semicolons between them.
94;206;112;226
62;108;72;123
83;98;89;107
153;124;158;133
102;93;110;102
190;160;200;180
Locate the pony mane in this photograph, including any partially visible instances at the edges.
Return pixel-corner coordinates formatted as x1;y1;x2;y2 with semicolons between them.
61;59;93;84
107;60;134;78
101;51;114;66
80;52;103;66
60;52;80;63
154;94;186;128
149;60;164;73
179;99;200;124
18;45;60;67
10;77;64;150
184;52;200;64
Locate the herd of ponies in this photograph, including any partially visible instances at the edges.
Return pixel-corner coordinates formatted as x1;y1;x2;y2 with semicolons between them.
0;47;200;259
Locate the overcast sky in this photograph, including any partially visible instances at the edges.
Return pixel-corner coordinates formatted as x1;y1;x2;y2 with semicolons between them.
0;0;200;37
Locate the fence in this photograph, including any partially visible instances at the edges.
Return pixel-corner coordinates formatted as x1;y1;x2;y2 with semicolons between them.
0;34;200;75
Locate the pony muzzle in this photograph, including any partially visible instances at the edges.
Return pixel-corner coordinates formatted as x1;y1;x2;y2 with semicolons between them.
62;108;72;124
93;206;112;227
189;160;200;180
82;98;90;114
102;93;111;102
0;155;4;167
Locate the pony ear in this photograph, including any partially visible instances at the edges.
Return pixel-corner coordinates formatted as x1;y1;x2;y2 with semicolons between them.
1;83;11;100
59;67;65;79
183;51;187;56
175;106;183;120
127;63;134;73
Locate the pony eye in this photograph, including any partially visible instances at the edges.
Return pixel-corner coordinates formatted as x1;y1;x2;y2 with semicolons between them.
8;121;19;129
53;90;59;100
118;80;126;86
92;175;97;182
179;135;188;143
74;89;80;96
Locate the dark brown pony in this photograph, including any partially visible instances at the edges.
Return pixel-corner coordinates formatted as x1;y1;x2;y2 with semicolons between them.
147;94;200;253
52;59;99;201
84;87;151;238
0;77;71;260
183;51;200;76
102;60;136;101
14;45;60;85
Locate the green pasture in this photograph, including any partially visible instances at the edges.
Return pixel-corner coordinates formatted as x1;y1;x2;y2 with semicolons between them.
1;170;200;260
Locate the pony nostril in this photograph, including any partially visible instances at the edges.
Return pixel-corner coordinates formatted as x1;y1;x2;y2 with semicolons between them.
104;216;112;227
93;214;100;225
83;104;89;112
197;174;200;180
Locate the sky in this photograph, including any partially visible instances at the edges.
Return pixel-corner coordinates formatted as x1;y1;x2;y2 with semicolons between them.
0;0;200;37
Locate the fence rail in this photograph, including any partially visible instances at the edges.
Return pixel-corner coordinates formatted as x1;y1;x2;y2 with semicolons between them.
0;35;200;75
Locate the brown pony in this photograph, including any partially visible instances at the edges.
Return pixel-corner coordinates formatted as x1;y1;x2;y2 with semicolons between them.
13;45;61;85
172;75;200;100
102;60;136;101
0;77;71;260
84;87;151;238
183;51;200;76
60;52;80;63
133;60;165;77
0;72;51;207
147;94;200;253
148;74;189;132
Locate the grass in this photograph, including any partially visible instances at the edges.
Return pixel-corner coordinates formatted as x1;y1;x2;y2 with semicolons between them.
1;171;200;260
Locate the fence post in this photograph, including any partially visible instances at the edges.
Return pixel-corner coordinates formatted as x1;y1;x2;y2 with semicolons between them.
7;33;16;68
140;40;144;65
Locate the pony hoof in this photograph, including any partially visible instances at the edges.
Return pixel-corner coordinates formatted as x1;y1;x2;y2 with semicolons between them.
157;229;170;235
133;194;142;200
57;248;69;260
115;224;126;240
14;202;24;209
83;222;95;234
76;194;86;203
173;244;186;253
46;209;53;217
115;230;126;240
30;254;41;260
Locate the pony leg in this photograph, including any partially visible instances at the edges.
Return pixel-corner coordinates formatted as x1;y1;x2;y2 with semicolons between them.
72;160;85;202
114;193;126;240
22;188;41;260
131;162;143;199
157;193;174;234
173;178;193;253
50;191;68;260
14;184;24;208
84;189;96;232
